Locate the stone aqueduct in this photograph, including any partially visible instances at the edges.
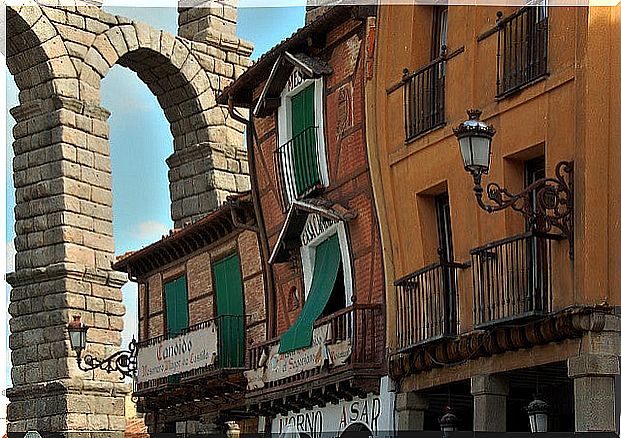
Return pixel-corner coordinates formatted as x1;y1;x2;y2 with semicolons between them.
5;2;252;433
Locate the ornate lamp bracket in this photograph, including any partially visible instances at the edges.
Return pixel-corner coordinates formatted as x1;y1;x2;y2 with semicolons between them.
76;338;138;380
472;160;574;258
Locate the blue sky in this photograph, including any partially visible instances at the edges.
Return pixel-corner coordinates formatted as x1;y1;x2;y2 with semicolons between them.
3;3;304;410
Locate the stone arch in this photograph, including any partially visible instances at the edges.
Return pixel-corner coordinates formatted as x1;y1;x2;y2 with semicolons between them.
6;5;78;98
5;5;251;433
80;24;220;152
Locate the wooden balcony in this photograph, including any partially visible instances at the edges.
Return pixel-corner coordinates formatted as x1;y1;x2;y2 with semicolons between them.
134;315;248;421
245;304;384;415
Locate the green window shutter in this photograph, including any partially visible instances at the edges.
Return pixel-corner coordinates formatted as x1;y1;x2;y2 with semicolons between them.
165;276;188;337
279;234;342;353
164;276;188;384
213;254;245;367
291;83;320;196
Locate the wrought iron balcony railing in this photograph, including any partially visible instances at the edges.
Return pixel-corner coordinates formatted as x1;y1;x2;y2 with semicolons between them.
274;125;323;211
247;304;383;390
135;314;245;392
496;6;549;97
394;259;463;351
471;232;560;328
403;53;446;141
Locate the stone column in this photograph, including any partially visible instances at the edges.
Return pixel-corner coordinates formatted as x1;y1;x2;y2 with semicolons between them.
7;96;127;435
167;142;250;227
178;0;239;41
568;354;620;432
471;374;509;432
395;392;428;431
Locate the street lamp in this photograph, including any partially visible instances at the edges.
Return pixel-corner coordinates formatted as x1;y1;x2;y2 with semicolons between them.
67;314;137;379
439;406;458;435
526;395;549;432
454;109;574;257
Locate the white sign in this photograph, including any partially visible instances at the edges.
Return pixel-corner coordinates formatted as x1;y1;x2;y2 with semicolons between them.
136;322;218;383
272;377;396;438
244;325;352;390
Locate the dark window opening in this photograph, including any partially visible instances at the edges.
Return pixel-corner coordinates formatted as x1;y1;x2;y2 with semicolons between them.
320;263;346;319
431;5;448;60
435;193;458;336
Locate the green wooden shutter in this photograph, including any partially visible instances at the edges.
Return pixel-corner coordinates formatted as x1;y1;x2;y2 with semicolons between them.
291;83;320;196
213;254;245;367
165;276;189;337
164;276;188;383
279;234;342;353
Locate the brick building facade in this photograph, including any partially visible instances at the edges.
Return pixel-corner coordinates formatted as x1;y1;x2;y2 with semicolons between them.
218;6;394;436
113;194;265;433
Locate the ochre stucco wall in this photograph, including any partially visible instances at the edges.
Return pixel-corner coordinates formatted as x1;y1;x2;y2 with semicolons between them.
367;5;621;354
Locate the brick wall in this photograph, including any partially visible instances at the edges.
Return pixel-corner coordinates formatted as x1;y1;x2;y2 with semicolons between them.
137;229;266;346
251;17;385;336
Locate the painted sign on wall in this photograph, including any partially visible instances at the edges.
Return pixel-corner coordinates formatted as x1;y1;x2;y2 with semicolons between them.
273;390;394;437
245;325;352;390
136;322;218;383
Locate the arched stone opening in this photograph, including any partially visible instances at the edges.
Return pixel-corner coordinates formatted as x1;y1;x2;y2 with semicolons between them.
5;4;251;434
79;23;249;227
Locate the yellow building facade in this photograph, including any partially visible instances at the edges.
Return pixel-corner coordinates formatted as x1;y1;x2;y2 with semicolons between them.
366;4;620;432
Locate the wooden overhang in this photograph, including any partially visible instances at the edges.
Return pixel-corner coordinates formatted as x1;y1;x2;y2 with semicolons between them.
390;305;614;379
249;374;383;417
253;51;332;117
113;193;256;279
216;4;376;108
136;369;251;422
269;197;357;264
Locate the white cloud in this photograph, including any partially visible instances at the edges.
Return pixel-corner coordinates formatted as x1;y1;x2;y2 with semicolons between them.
134;220;169;240
5;240;15;274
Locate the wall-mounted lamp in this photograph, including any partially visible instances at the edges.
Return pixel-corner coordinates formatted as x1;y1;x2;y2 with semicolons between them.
67;314;137;379
454;109;574;257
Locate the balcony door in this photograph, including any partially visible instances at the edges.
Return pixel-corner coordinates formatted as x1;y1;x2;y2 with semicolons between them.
524;157;548;314
214;253;245;368
291;83;320;197
435;194;457;336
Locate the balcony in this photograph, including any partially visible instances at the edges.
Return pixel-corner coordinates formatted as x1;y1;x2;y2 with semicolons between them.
394;259;463;351
403;55;446;141
246;304;384;411
274;125;324;211
496;6;548;97
134;314;245;396
471;232;560;328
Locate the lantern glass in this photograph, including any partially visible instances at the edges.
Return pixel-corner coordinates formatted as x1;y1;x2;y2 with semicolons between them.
67;315;88;354
529;412;548;433
458;134;491;174
69;329;86;352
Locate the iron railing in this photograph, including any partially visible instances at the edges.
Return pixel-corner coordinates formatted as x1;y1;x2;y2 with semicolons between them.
496;6;548;97
394;259;463;351
274;125;323;211
471;232;560;327
247;304;383;388
135;314;245;391
403;54;446;141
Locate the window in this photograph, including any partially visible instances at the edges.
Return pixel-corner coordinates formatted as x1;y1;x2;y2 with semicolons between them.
403;6;447;141
164;275;189;337
279;219;352;353
213;253;245;368
276;70;329;209
496;5;548;96
435;193;458;336
431;5;448;61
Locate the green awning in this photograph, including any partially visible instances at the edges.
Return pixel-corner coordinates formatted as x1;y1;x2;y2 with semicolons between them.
279;234;341;353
